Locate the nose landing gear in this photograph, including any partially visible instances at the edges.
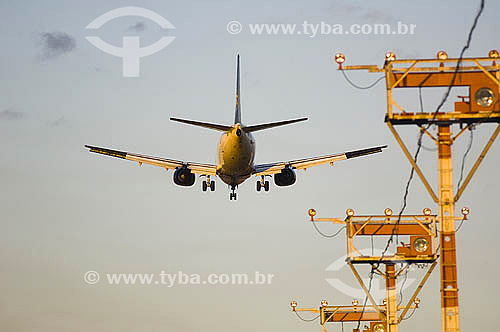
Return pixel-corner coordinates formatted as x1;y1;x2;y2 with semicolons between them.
229;185;237;200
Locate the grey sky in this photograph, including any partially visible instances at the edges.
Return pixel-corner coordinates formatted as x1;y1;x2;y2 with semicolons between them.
1;0;499;331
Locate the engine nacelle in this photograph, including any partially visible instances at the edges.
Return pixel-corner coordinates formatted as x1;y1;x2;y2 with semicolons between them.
274;167;296;186
173;167;195;186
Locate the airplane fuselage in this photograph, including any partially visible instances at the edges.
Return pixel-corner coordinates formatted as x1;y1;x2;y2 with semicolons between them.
217;124;256;186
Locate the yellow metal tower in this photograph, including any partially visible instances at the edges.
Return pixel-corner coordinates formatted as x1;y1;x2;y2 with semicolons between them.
292;209;454;332
336;50;500;332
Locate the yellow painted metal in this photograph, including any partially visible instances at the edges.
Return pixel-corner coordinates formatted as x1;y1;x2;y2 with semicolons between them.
297;54;500;332
348;262;387;322
391;61;418;89
455;123;500;202
438;125;460;332
472;59;500;87
398;261;438;323
387;122;439;202
386;264;398;332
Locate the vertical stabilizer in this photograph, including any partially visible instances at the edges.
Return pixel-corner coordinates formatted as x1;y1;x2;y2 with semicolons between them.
234;54;241;124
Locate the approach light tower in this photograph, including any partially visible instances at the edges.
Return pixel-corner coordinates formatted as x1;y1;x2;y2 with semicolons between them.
336;50;500;332
291;208;454;332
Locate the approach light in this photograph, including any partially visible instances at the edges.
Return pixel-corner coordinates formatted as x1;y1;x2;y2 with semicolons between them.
335;53;346;69
489;50;499;58
346;208;355;217
385;51;396;62
413;237;429;253
372;323;386;332
437;51;448;60
321;300;329;306
475;87;495;107
423;208;432;216
290;300;298;310
461;207;470;216
414;298;421;307
308;208;317;221
335;53;345;64
384;208;393;216
352;299;359;306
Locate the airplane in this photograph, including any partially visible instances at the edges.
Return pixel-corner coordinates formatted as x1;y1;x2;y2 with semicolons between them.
85;55;386;200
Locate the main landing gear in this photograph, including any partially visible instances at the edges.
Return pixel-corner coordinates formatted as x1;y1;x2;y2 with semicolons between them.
202;176;215;192
256;176;270;192
229;185;237;200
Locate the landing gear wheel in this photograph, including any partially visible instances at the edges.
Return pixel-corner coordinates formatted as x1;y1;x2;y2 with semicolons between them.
202;181;208;192
264;180;270;192
210;181;215;191
229;185;237;200
256;181;262;192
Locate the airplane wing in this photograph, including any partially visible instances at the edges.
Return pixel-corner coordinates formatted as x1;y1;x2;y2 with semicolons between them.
84;145;217;176
253;145;387;176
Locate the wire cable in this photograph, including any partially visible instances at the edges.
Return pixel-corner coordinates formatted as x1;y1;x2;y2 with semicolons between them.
294;311;320;322
341;70;385;90
311;223;346;238
355;267;375;332
418;87;424;113
401;307;417;321
455;219;465;233
398;267;409;306
385;0;485;261
457;129;474;191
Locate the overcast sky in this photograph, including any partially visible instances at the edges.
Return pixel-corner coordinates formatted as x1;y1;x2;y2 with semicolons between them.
1;0;499;331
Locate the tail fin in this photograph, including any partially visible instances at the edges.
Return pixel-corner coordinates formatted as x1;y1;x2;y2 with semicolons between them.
242;118;308;133
234;54;241;124
170;117;232;132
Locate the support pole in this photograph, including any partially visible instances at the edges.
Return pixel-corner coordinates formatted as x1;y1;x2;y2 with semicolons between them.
438;125;460;332
386;264;398;332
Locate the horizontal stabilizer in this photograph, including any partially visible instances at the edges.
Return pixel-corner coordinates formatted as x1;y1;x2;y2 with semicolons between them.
242;117;308;133
170;118;232;132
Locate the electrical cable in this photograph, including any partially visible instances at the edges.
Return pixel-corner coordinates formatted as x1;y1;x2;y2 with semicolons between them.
398;267;409;306
418;88;438;151
294;311;320;322
401;307;417;321
418;87;424;113
457;129;474;190
341;70;385;90
455;219;465;233
312;222;346;238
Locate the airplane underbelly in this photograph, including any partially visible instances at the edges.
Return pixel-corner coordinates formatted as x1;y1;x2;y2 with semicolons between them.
218;134;254;179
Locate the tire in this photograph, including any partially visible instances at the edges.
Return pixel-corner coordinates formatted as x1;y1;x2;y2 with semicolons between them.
202;181;207;192
256;181;261;192
264;181;270;192
210;181;215;191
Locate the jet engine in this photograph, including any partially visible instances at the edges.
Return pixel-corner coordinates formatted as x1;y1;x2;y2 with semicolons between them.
274;167;296;186
173;167;195;186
